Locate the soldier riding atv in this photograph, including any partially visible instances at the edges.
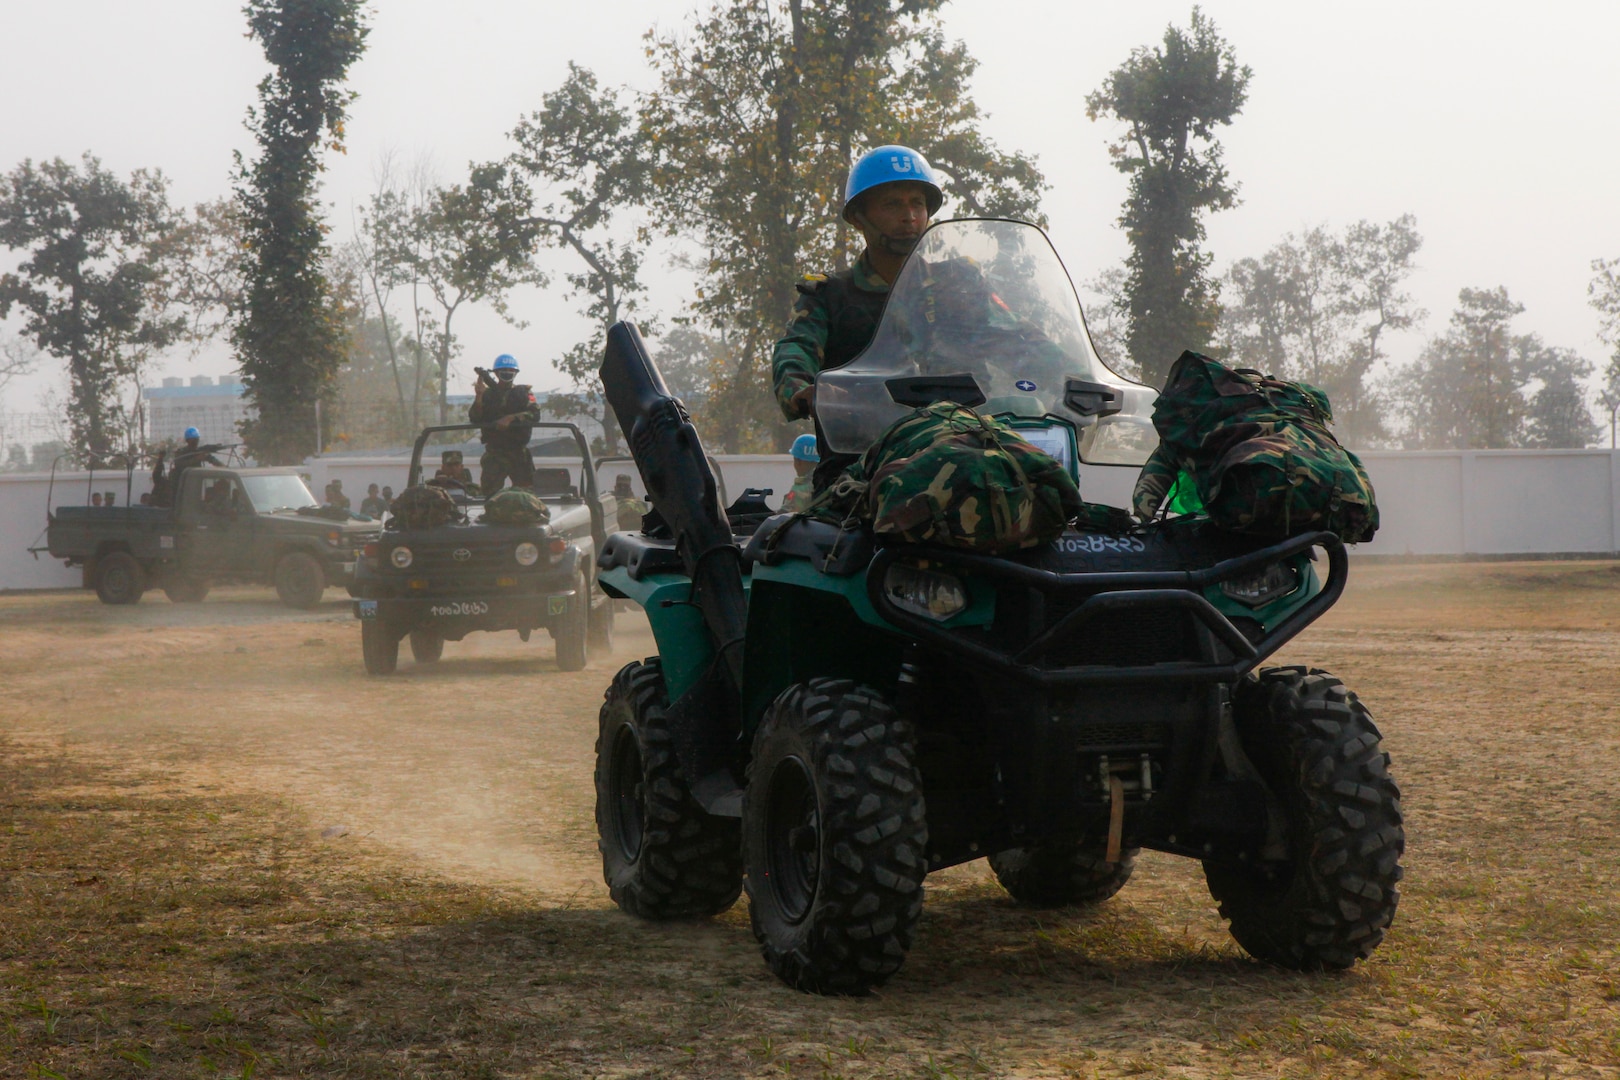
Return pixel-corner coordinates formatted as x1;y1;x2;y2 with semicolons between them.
593;218;1403;995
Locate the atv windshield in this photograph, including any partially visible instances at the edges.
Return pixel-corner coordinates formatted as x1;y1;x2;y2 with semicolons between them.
814;218;1157;465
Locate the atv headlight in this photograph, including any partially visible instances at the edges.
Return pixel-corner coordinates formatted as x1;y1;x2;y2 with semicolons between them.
389;545;414;569
514;541;540;567
883;563;968;621
1220;561;1299;607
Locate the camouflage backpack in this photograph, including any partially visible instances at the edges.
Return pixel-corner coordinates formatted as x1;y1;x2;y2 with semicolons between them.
809;402;1083;553
388;484;457;529
482;487;550;525
1133;351;1379;543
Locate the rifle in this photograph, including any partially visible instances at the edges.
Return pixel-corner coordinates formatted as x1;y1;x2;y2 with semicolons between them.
473;366;495;388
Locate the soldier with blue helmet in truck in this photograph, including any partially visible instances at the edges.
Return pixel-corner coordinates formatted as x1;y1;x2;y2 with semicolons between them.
151;426;225;508
771;145;945;491
468;353;541;495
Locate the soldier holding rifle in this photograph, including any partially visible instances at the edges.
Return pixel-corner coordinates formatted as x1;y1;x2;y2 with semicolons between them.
467;353;540;496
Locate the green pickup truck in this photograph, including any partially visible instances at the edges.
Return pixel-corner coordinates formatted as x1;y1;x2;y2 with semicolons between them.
44;467;381;608
346;423;616;674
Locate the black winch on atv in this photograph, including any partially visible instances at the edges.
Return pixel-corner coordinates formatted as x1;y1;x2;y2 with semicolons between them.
593;218;1403;995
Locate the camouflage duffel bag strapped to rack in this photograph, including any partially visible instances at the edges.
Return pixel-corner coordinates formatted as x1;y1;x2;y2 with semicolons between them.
388;484;458;529
808;401;1084;553
1132;351;1379;543
482;487;551;525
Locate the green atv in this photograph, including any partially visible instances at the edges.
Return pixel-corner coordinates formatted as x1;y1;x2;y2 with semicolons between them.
594;218;1403;995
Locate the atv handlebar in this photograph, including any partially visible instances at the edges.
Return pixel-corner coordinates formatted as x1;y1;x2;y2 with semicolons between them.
865;530;1348;688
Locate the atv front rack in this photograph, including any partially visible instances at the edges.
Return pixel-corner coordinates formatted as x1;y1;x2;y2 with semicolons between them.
865;530;1347;688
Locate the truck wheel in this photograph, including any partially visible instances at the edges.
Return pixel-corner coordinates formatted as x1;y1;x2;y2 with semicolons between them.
361;619;399;675
743;679;927;995
162;575;210;604
274;551;326;610
588;589;615;653
595;660;742;918
989;842;1138;907
409;629;444;663
555;570;590;671
94;552;145;605
1203;666;1404;970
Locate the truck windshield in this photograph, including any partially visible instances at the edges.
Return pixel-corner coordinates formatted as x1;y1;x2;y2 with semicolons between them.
240;474;318;512
814;218;1156;462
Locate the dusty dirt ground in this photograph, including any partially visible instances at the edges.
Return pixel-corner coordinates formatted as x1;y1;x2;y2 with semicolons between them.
3;562;1619;1078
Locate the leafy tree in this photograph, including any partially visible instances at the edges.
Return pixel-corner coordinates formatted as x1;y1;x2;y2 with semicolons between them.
1220;216;1423;446
492;65;652;450
0;154;183;464
233;0;368;464
1395;287;1595;449
1591;257;1620;448
1086;8;1251;388
641;0;1044;451
1079;268;1133;378
1520;346;1598;449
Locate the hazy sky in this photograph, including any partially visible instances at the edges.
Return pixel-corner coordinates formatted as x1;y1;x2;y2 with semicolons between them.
3;0;1617;411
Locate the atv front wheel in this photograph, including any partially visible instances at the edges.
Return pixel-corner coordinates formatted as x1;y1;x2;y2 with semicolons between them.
595;660;742;918
743;679;927;995
361;619;399;675
990;841;1137;908
1203;666;1404;970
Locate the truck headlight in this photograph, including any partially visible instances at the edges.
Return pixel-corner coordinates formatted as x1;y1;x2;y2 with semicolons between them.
389;546;414;569
1220;561;1299;607
883;563;968;621
514;541;540;567
326;530;344;547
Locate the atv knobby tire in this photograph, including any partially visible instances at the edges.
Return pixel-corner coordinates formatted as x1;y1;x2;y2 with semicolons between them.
990;841;1138;908
595;660;742;918
1203;666;1404;970
743;679;928;995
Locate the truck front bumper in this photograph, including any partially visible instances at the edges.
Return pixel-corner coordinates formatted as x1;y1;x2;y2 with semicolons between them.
352;591;575;638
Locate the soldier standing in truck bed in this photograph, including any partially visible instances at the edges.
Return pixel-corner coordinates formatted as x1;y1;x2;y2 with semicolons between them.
467;353;540;496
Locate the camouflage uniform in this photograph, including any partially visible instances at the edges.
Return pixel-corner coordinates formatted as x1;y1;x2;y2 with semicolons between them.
780;472;815;513
468;382;540;496
808;402;1082;553
1132;351;1378;542
771;252;891;490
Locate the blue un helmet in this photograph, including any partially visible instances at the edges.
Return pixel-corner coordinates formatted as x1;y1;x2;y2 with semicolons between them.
183;426;200;441
493;353;519;377
842;145;944;224
790;433;820;463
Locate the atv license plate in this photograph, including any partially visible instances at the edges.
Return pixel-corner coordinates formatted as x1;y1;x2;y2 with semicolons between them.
429;600;491;618
356;600;378;620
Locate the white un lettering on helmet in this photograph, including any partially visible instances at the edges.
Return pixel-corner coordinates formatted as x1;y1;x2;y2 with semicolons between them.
890;154;913;173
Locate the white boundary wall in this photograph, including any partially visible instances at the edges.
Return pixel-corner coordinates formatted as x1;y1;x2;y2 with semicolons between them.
5;449;1617;591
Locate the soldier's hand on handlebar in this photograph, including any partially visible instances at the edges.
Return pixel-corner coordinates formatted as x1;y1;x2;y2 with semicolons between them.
790;384;816;419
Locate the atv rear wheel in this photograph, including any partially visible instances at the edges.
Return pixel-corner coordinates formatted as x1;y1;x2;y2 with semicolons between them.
555;570;589;671
409;629;444;663
93;552;145;605
595;660;742;918
990;841;1138;908
1203;666;1404;970
274;551;326;609
743;679;927;995
361;619;399;675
